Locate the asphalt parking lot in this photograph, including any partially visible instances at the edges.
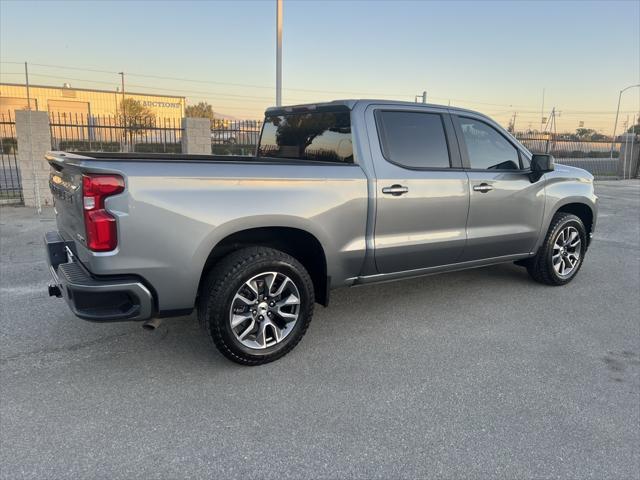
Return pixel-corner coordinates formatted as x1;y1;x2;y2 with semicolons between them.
1;180;639;479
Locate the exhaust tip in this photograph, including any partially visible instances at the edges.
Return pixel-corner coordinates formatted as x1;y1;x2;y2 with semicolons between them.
48;284;62;298
143;318;162;331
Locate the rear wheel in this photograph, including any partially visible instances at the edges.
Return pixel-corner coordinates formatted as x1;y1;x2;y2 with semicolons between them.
526;212;587;285
198;247;314;365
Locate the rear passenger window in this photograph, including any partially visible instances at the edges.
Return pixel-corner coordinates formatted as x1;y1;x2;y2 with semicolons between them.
376;111;451;169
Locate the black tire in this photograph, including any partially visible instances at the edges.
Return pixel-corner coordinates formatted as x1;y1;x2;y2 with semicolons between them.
198;247;314;365
527;212;587;286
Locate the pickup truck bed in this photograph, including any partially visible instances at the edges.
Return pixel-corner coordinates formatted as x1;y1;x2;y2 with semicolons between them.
46;148;369;318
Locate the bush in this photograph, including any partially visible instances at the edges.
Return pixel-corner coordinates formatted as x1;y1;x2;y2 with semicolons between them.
211;144;256;156
551;149;618;159
57;140;121;152
134;143;182;154
1;137;17;154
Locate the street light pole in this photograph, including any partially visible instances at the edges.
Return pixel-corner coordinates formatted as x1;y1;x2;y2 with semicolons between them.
610;83;640;159
276;0;283;107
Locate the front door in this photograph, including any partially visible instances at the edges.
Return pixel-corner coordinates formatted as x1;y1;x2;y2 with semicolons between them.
453;115;546;261
368;107;470;273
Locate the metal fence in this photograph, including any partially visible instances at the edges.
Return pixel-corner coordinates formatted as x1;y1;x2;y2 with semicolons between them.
0;112;22;204
205;122;632;177
49;113;183;153
514;132;624;178
211;120;262;156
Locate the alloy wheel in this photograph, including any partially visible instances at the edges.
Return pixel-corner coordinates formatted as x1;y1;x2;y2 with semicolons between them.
228;271;301;349
552;226;581;277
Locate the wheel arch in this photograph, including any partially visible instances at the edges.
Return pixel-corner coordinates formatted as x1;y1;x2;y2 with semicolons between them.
198;226;329;306
555;202;594;240
534;193;597;254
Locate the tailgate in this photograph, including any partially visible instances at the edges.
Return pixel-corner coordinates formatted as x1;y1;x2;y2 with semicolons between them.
47;152;89;245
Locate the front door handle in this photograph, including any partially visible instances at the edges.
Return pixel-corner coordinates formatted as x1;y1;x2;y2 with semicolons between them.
472;183;493;193
382;184;409;196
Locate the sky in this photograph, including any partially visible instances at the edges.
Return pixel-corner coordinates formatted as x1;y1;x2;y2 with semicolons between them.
1;0;639;132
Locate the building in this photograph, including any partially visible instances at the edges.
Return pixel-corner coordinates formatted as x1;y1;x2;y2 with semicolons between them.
0;83;185;120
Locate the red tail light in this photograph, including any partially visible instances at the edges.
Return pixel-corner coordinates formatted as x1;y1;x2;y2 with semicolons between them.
82;174;124;251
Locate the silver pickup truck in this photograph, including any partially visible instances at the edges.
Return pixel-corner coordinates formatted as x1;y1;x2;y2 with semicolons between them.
45;100;597;365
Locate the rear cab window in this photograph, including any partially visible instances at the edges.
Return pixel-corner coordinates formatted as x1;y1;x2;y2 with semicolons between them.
258;109;353;163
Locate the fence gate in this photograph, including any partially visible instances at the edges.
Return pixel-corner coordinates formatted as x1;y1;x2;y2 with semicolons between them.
0;112;22;204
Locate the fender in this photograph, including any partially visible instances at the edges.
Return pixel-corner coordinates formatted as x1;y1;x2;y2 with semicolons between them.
533;168;598;253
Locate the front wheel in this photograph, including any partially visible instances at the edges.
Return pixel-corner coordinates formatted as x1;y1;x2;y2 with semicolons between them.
527;212;587;285
198;247;314;365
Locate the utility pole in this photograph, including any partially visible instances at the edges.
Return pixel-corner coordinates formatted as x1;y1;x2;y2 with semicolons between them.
543;107;558;135
276;0;283;107
540;88;545;131
118;72;125;116
509;111;517;132
543;108;555;133
118;72;126;151
24;62;32;111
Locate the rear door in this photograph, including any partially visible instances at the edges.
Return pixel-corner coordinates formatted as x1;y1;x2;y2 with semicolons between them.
367;106;470;273
452;114;545;261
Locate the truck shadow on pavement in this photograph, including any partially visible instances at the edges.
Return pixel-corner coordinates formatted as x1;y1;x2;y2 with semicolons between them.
140;262;539;368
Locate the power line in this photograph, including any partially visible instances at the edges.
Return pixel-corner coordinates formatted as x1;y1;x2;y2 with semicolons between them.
1;71;315;104
2;61;636;116
1;61;415;97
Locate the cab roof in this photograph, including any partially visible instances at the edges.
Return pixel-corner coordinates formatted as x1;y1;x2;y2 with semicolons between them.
265;99;485;117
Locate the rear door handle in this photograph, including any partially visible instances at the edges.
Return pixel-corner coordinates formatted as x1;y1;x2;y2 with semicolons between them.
382;184;409;196
472;183;493;193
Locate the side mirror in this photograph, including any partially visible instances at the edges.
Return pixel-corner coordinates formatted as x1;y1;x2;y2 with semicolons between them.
531;154;555;172
529;154;555;182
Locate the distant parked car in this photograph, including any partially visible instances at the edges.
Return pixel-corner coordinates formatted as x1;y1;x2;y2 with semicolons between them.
211;130;237;144
212;129;260;145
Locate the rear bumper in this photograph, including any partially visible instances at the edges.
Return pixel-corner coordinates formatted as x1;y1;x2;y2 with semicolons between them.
45;231;154;322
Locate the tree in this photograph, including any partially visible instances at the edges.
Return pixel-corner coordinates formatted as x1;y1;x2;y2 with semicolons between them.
119;98;154;119
273;113;341;157
118;99;155;145
572;128;606;141
627;123;640;135
574;128;597;139
184;101;229;129
185;101;216;125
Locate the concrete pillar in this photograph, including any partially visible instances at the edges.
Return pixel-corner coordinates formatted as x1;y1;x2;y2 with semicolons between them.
617;135;640;179
181;118;211;155
15;110;53;208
